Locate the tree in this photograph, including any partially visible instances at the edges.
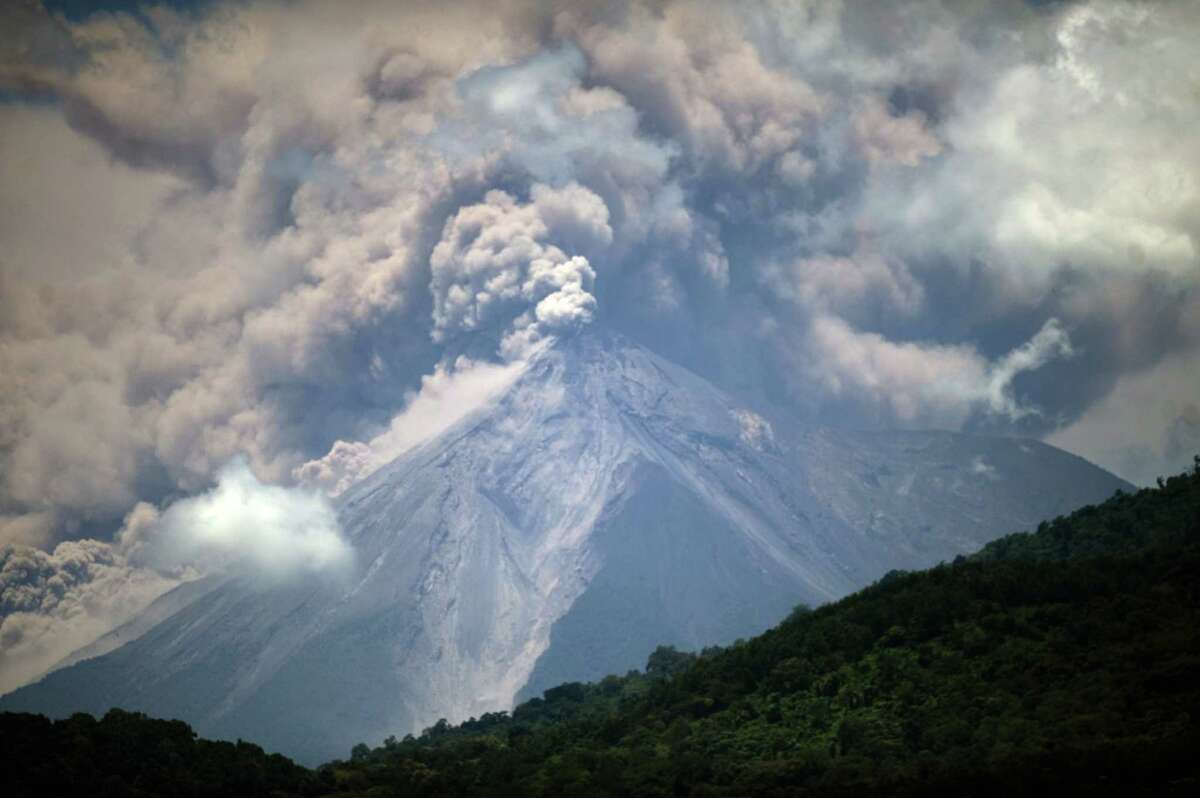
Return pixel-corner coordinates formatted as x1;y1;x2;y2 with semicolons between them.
645;645;695;679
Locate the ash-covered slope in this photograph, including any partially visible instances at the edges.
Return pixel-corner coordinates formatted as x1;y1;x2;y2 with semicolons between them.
0;329;1129;764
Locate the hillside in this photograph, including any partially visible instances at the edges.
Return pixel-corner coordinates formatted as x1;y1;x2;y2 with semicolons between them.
3;459;1197;797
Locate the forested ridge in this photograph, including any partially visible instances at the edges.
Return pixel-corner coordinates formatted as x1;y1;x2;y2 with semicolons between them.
4;461;1199;797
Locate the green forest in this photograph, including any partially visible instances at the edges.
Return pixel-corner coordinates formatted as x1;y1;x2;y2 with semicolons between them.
4;460;1199;797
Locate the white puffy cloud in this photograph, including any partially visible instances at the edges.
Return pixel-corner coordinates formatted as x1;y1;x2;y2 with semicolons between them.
732;409;775;453
145;458;352;580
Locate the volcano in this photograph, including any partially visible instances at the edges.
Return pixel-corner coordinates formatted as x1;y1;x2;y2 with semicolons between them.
1;329;1128;763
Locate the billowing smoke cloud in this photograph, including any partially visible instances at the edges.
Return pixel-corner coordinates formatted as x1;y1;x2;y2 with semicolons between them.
852;96;942;168
1;0;1198;685
296;356;525;495
429;182;612;357
1048;351;1200;486
0;530;183;695
798;317;1074;428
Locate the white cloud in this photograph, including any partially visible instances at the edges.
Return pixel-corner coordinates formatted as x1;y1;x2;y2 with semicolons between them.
732;409;775;452
971;456;996;477
983;319;1074;420
147;458;352;580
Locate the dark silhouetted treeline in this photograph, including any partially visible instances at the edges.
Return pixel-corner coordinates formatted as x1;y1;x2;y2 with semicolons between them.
0;708;320;797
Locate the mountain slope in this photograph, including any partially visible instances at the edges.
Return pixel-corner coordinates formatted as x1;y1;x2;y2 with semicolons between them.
0;328;1129;763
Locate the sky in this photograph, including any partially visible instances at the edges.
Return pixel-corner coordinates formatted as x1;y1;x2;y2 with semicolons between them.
0;0;1198;691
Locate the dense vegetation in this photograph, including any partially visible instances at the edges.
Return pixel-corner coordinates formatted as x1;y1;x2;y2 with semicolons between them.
0;708;318;797
4;460;1199;797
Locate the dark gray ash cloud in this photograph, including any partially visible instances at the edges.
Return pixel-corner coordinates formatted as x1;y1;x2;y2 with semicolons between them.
0;0;1197;688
